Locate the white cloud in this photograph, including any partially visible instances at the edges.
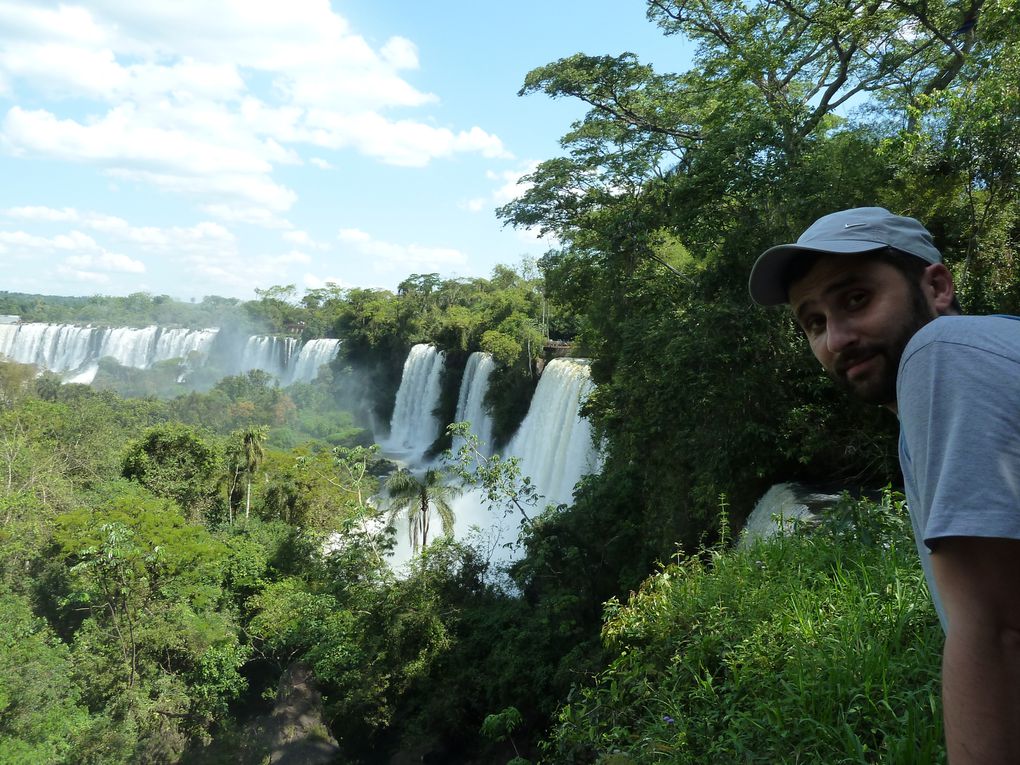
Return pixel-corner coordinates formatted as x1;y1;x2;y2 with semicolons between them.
55;266;110;285
309;157;332;169
488;162;539;204
4;205;81;222
283;230;328;250
53;230;100;250
302;110;510;166
0;230;56;248
337;227;467;274
302;273;348;290
269;249;312;265
0;1;508;224
460;162;538;216
64;251;145;273
380;36;420;71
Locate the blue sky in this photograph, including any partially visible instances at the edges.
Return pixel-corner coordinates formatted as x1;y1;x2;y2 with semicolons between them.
0;1;693;301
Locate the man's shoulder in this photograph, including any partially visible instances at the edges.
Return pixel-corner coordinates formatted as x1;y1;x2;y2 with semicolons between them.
903;314;1020;363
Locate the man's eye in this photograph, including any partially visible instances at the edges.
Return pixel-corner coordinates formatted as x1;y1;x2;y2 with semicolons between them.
802;316;825;335
845;291;869;309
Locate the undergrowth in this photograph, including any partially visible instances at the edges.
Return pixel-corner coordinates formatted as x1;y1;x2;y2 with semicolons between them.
544;490;944;764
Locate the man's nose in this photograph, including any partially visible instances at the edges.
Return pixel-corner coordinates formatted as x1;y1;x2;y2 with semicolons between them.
826;317;858;353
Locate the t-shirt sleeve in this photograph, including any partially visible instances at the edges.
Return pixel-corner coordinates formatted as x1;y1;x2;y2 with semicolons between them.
898;337;1020;547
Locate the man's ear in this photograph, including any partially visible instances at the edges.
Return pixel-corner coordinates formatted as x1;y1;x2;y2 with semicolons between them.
923;263;956;315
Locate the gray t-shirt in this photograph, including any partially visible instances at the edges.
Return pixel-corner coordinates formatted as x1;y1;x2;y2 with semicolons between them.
897;315;1020;630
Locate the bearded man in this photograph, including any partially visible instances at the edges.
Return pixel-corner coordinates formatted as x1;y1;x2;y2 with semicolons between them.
749;207;1020;765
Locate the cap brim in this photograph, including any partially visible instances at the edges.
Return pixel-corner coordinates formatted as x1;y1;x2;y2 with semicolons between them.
748;239;887;306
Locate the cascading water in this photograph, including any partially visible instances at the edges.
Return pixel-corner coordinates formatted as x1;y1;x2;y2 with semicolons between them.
452;351;495;456
236;336;298;379
0;323;99;374
504;358;598;508
286;339;341;385
441;357;600;568
0;322;338;387
385;344;445;459
153;327;218;364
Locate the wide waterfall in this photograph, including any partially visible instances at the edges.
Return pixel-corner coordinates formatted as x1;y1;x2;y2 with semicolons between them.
0;323;219;384
504;358;599;508
452;351;495;456
386;344;445;458
0;321;340;386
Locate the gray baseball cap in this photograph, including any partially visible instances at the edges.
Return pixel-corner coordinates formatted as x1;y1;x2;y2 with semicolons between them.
748;207;943;306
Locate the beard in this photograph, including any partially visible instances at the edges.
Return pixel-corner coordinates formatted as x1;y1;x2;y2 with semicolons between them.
830;287;936;406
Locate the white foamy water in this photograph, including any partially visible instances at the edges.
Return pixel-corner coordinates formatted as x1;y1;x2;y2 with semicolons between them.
386;344;445;459
504;358;599;508
0;322;338;387
286;339;341;385
408;357;600;567
452;351;496;456
0;323;220;383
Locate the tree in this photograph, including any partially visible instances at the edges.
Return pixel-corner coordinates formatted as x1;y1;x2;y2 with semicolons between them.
54;482;247;759
122;423;222;521
384;468;462;555
238;426;268;520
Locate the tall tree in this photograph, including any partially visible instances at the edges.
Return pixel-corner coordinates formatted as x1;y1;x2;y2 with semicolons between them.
226;425;268;522
384;468;462;555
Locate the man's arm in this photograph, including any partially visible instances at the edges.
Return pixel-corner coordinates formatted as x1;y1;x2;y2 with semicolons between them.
931;536;1020;764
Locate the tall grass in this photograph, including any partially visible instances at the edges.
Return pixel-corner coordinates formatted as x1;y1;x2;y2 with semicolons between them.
544;491;944;764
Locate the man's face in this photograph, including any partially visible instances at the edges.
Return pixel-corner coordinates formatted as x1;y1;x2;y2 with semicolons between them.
788;254;936;406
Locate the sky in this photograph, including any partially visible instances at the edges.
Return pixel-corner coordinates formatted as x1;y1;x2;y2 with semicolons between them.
0;1;694;301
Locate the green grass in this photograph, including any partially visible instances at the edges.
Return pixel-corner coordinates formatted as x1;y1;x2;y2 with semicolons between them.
544;492;944;764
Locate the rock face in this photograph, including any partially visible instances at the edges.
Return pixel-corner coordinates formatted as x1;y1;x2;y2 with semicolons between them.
250;662;340;765
739;483;842;548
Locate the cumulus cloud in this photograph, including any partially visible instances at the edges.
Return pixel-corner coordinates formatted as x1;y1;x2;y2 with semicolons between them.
337;227;467;274
489;162;539;204
63;251;146;273
0;1;509;223
283;230;328;250
460;162;538;216
55;266;110;285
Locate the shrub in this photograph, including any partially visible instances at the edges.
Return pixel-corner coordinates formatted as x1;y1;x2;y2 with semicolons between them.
544;492;944;764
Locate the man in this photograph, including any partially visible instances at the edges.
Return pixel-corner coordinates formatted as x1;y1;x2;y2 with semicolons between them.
748;207;1020;765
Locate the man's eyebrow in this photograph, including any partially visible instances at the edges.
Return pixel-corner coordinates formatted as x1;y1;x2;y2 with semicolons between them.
793;273;867;324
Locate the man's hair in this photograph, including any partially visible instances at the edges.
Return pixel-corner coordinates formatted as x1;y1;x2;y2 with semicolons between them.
781;247;963;313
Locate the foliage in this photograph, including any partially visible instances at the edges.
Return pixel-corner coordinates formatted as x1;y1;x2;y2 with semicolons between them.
384;467;463;555
54;481;248;761
0;589;95;765
544;493;944;763
122;422;223;521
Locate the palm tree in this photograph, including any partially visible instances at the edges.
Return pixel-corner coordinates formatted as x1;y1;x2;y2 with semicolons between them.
226;426;268;522
240;426;268;520
384;467;462;555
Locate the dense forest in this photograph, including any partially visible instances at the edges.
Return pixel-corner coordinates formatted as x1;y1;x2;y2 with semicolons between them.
2;0;1017;762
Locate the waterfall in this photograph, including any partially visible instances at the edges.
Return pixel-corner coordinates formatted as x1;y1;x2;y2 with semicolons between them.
0;323;338;388
236;335;298;379
386;344;445;458
439;357;599;569
0;323;97;374
286;339;341;385
0;323;221;383
504;358;598;508
452;351;495;456
153;327;218;363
